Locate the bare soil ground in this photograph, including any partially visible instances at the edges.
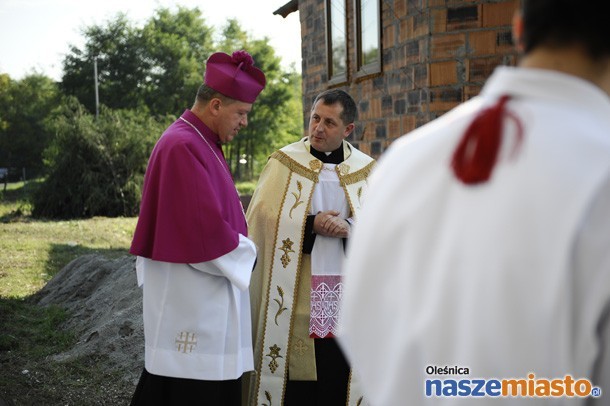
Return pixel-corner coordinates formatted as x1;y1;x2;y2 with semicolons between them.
0;255;144;405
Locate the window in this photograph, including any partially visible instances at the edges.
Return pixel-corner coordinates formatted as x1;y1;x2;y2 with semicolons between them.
327;0;348;83
356;0;381;76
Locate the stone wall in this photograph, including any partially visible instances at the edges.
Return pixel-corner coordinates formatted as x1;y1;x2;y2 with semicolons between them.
296;0;520;157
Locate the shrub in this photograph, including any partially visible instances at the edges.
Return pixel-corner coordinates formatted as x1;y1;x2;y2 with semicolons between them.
32;98;171;218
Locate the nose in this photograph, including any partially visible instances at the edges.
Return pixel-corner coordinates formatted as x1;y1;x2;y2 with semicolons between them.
241;115;248;128
314;121;324;133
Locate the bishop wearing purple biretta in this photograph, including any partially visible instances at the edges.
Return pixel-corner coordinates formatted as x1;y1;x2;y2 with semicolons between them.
129;50;265;406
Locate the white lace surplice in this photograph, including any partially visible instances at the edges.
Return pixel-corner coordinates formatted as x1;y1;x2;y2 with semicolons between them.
309;164;348;338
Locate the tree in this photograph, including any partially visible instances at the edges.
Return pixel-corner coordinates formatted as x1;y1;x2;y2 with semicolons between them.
32;98;171;218
60;10;303;181
0;73;60;180
33;9;304;219
140;7;215;116
61;14;150;114
0;74;11;132
218;20;303;181
61;7;215;117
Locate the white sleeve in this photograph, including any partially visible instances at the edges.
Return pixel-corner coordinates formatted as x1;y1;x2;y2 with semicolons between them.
188;234;257;291
575;174;610;400
135;256;145;287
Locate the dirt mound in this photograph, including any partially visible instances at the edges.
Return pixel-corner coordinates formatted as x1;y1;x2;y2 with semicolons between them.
34;254;144;385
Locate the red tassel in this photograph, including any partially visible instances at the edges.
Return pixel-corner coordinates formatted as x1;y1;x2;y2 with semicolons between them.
451;95;523;185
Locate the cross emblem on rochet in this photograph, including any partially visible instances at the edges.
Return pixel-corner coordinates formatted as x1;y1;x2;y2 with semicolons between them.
175;331;197;353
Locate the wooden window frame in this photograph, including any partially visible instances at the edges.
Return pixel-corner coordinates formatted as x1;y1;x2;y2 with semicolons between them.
354;0;381;79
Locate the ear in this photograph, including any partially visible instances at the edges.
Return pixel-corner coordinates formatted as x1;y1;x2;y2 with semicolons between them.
512;11;525;52
343;123;355;139
209;98;222;116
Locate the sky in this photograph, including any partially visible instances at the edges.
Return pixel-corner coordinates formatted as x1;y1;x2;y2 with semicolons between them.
0;0;301;81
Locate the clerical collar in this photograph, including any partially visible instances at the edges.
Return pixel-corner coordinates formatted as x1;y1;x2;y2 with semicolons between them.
310;145;344;164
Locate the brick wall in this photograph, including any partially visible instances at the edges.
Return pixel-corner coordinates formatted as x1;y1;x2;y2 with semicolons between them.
297;0;520;157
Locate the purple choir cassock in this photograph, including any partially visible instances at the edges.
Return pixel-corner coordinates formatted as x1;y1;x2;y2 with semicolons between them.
130;109;246;263
129;49;265;406
129;110;255;406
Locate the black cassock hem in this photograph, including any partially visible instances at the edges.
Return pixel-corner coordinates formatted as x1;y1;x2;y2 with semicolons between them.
130;368;242;406
283;338;350;406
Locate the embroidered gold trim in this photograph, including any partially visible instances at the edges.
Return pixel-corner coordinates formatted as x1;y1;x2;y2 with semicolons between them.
266;344;283;373
263;391;273;406
273;285;288;326
271;151;319;182
255;170;292;399
339;161;375;186
283;177;316;387
255;168;316;405
309;159;322;171
337;163;350;176
279;238;295;268
289;180;304;219
343;183;354;216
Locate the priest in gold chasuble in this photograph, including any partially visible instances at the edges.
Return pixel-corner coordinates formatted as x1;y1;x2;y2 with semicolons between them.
245;90;375;406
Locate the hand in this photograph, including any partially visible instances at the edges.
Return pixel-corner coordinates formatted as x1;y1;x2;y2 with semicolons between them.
313;210;350;238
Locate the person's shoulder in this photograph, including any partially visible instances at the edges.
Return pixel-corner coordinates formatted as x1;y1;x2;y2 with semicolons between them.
396;97;483;148
155;121;205;153
370;97;483;175
272;139;311;164
278;139;306;154
346;142;375;162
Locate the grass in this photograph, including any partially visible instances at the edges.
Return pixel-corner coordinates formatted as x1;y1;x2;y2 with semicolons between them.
0;181;138;405
0;179;257;405
0;181;137;298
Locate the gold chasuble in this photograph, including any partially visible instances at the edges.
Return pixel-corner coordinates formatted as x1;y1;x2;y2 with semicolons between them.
245;138;374;406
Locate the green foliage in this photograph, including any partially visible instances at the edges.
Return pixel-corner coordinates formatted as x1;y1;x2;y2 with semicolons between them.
140;7;215;116
235;181;257;196
0;73;60;178
7;7;304;218
61;7;215;117
61;14;150;113
0;74;10;133
32;98;171;218
219;21;304;181
59;8;303;184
